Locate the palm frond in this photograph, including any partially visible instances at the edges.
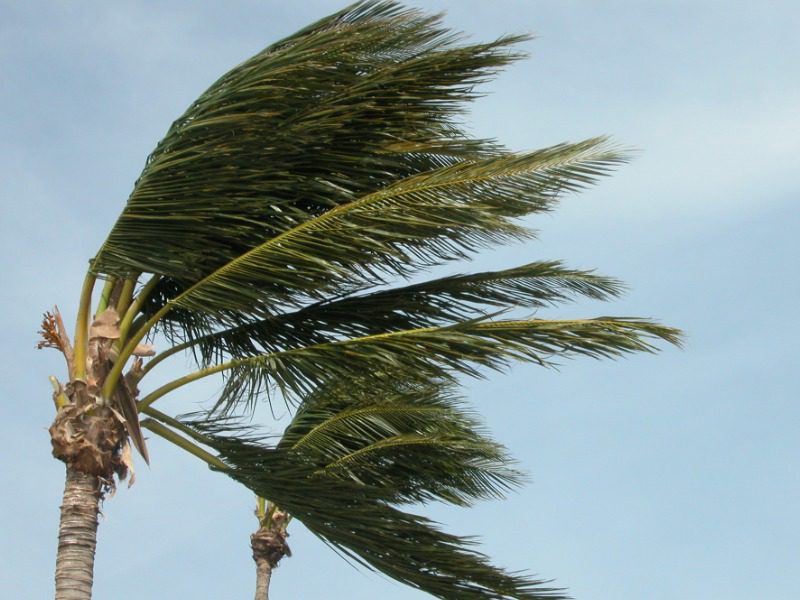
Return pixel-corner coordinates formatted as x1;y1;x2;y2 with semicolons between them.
276;379;522;506
91;0;526;283
211;317;680;411
197;426;566;600
148;139;627;323
150;261;623;364
87;0;630;368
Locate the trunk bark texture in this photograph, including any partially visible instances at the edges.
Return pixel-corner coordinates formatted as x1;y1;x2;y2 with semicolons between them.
54;467;100;600
253;557;273;600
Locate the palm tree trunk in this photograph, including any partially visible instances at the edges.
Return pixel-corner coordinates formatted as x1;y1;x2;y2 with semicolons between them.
55;467;100;600
251;517;290;600
253;557;273;600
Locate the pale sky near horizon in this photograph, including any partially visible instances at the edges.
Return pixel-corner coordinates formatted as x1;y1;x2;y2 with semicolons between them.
2;2;798;599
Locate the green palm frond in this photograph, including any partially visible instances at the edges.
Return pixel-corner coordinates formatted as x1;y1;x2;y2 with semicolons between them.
222;317;679;405
147;261;623;365
164;139;626;320
194;424;566;600
135;316;678;413
110;138;626;360
91;1;527;283
159;373;547;596
277;379;522;506
85;0;644;398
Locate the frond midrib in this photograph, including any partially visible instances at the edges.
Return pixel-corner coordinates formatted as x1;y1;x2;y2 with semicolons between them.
290;405;450;451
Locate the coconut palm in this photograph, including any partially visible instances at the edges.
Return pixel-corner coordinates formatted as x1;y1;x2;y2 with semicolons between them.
40;2;681;599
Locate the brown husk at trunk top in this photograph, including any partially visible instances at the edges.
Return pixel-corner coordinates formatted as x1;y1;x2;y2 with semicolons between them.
251;508;291;599
49;380;132;485
48;306;146;485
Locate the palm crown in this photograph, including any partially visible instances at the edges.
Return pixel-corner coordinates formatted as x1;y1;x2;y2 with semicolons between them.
46;2;681;599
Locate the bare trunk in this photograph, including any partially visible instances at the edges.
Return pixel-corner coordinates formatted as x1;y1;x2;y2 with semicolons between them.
54;467;100;600
251;512;290;600
253;557;273;600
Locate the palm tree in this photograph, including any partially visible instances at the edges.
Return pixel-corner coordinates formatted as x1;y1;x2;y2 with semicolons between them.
40;1;681;599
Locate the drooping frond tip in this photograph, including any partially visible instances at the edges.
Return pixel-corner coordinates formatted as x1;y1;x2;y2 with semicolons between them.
198;422;567;600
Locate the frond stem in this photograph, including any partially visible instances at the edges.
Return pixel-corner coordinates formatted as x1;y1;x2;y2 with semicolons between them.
72;272;96;381
117;275;160;346
291;405;445;450
255;496;268;527
322;435;435;471
140;419;227;471
114;276;140;318
139;405;214;445
137;362;230;410
140;339;193;379
102;275;162;400
95;277;117;314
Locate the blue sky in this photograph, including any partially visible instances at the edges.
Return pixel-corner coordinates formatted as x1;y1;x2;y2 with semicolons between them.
2;2;798;598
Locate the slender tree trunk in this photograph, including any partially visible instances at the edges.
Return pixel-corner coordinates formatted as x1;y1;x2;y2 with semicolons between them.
251;512;290;600
253;556;273;600
55;467;100;600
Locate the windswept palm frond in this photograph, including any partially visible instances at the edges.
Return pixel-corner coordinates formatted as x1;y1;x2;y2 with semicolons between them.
91;1;527;284
155;261;623;364
194;422;566;600
118;136;627;357
276;379;522;506
209;316;680;412
164;139;626;320
164;374;544;596
87;0;627;354
135;315;680;414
